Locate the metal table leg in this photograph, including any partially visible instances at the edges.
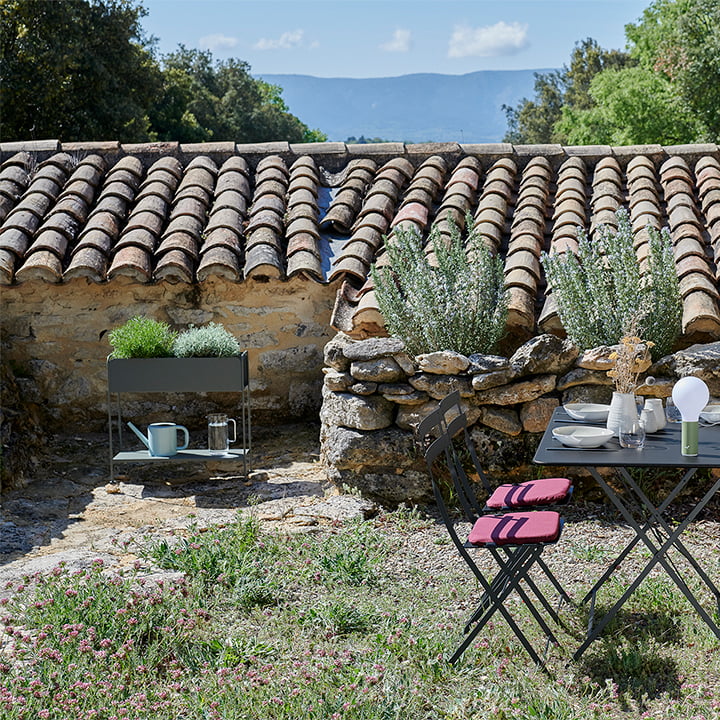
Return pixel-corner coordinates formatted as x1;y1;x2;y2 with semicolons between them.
574;469;720;660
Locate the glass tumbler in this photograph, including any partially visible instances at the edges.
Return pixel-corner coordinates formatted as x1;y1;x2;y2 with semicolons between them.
619;417;646;449
207;414;237;455
665;397;682;423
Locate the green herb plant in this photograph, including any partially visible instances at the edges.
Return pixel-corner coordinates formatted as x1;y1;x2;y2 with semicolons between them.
107;315;177;359
541;209;681;359
173;322;241;358
370;214;508;356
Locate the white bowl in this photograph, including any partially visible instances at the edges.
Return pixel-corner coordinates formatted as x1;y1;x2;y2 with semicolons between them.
563;403;611;422
700;404;720;423
552;425;614;448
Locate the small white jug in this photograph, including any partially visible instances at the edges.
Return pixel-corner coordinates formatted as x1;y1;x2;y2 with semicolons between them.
644;398;667;431
640;407;658;434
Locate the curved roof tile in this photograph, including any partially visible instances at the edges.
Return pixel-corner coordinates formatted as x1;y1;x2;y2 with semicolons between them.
0;142;718;341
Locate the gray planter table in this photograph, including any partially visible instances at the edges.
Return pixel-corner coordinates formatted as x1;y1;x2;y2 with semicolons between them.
534;406;720;660
107;354;251;479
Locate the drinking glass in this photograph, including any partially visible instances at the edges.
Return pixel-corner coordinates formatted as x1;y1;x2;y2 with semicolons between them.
665;397;682;423
619;418;646;449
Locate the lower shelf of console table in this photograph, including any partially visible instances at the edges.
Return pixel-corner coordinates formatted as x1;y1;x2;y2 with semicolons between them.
112;448;249;463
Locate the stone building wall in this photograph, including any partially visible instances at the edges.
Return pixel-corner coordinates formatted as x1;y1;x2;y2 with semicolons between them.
320;333;720;506
1;276;338;428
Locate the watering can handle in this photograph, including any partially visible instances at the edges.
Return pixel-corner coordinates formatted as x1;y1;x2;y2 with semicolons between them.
176;425;190;451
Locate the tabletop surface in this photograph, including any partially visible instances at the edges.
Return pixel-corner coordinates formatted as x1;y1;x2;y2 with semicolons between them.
534;407;720;468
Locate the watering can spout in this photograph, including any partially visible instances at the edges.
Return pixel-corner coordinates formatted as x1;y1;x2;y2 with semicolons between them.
127;421;150;449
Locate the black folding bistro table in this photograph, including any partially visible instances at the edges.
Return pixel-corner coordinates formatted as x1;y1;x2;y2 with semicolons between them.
534;406;720;660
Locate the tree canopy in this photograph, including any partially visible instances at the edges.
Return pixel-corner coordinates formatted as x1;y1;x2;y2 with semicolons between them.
0;0;327;143
504;0;720;145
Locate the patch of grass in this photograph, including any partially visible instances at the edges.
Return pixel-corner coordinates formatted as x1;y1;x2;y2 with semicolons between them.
309;520;388;587
3;514;720;719
570;541;615;563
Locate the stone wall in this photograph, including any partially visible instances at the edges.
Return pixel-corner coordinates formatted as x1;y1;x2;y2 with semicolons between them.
1;276;338;429
320;333;720;506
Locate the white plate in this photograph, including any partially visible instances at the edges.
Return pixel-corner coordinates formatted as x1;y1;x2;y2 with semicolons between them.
563;403;611;422
700;404;720;424
552;425;614;448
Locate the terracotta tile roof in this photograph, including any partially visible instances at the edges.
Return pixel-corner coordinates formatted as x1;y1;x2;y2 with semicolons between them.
1;140;719;343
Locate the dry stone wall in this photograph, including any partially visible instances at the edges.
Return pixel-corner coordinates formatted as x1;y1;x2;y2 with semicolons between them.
320;333;720;506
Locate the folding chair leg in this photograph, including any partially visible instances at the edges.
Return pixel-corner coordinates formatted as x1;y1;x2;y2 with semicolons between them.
451;547;551;666
536;556;571;602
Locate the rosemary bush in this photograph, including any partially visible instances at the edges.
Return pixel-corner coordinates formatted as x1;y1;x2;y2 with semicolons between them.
541;209;681;359
173;322;241;357
108;315;177;358
370;216;507;356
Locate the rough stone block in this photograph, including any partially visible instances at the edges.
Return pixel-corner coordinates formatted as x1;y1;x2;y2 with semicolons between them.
652;341;720;395
381;389;429;405
474;374;556;405
561;385;614;405
472;368;516;391
395;400;439;431
320;391;394;431
467;353;511;373
393;352;416;375
323;333;354;371
343;336;406;361
557;367;613;390
479;406;522;436
520;397;559;432
416;350;470;374
511;334;578;376
349;380;378;395
323;369;353;391
577;345;616;371
408;372;473;399
350;356;404;383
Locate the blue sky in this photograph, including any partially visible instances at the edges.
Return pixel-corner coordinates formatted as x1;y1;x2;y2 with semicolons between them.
140;0;651;78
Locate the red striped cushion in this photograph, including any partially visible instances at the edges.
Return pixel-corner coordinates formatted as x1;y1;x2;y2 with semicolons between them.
486;477;571;509
468;511;561;546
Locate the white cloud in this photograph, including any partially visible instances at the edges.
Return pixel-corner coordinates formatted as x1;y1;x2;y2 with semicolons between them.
448;21;529;58
199;33;239;52
380;29;412;53
254;29;306;51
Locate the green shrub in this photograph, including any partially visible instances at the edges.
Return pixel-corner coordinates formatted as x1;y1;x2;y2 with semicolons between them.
173;322;241;357
540;209;681;359
108;315;177;358
370;215;508;356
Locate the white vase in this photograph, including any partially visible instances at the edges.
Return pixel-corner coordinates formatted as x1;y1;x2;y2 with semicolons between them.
607;392;638;437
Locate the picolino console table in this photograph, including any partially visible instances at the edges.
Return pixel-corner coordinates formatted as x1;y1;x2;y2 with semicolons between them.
106;353;251;480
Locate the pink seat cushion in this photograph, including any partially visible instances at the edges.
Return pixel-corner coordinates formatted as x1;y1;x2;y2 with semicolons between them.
486;477;572;509
468;511;561;546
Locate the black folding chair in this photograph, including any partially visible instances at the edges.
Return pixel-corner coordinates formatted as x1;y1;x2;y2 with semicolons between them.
434;391;573;604
440;391;573;513
417;398;566;665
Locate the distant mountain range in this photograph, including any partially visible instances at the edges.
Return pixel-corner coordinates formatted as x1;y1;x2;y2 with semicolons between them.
259;70;549;144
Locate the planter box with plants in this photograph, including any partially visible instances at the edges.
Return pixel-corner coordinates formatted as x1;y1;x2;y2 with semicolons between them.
106;317;251;478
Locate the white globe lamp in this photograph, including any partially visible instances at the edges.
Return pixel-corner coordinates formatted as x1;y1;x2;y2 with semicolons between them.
671;376;710;456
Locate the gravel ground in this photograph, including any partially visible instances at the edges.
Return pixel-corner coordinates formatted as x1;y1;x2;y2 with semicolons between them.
2;423;720;613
